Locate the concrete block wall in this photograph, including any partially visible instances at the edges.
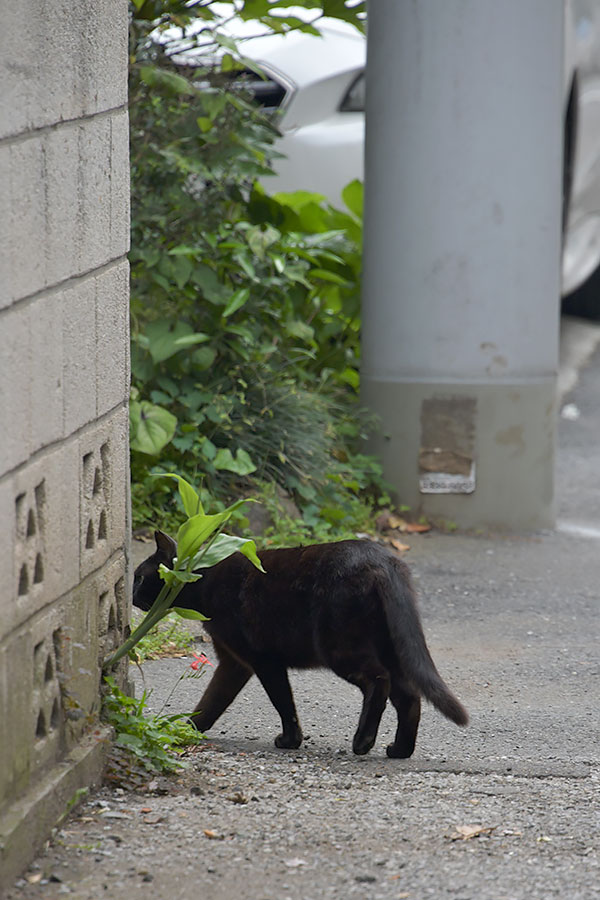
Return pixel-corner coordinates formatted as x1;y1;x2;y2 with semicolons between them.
0;0;130;887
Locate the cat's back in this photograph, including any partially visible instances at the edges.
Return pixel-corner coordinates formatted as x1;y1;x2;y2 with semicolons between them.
252;538;403;596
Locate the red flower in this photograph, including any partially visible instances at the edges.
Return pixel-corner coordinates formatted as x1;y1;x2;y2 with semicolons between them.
190;652;214;671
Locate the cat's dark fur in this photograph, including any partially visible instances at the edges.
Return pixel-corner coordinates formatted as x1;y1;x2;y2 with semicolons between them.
133;532;468;757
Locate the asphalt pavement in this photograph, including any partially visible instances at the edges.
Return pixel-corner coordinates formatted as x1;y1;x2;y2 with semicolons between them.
7;317;600;900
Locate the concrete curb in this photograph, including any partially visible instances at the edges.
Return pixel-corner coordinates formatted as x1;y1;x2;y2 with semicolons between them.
0;727;111;894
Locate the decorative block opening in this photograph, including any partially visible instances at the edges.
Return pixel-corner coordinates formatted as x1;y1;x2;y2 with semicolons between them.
15;492;27;536
34;640;44;665
34;479;46;519
15;479;46;599
50;698;60;730
98;509;107;541
18;564;30;596
34;553;44;584
36;709;47;739
44;654;54;682
53;628;63;661
85;519;95;549
82;452;94;492
93;467;102;495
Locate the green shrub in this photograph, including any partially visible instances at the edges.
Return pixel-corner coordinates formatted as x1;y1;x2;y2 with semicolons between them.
128;1;385;539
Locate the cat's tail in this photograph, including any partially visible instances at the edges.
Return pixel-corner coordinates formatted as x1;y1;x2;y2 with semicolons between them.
379;558;469;727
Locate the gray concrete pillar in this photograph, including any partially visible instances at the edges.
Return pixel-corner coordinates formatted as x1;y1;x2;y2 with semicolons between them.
361;0;564;530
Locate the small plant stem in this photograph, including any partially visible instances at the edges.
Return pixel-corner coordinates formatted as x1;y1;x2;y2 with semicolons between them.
102;581;186;672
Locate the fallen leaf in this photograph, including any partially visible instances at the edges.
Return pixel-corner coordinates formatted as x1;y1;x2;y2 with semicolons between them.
448;824;497;841
226;792;249;805
143;815;165;825
26;874;43;884
204;829;225;840
376;509;431;534
386;537;411;553
140;807;153;814
285;858;307;868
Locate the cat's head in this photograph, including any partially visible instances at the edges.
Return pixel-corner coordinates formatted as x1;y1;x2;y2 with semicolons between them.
132;530;177;611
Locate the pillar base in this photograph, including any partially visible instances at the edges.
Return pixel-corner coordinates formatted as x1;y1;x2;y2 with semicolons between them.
361;377;556;531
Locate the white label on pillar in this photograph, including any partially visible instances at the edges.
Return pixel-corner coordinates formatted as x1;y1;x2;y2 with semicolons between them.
420;463;476;494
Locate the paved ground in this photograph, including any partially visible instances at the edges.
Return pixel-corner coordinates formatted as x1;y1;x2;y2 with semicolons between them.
7;319;600;899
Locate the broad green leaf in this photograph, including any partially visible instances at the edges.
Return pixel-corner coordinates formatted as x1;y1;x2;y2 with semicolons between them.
158;564;177;587
220;53;236;73
339;366;360;389
203;93;228;118
172;254;194;289
130;401;177;455
192;346;217;370
200;437;217;460
191;534;265;572
238;0;270;17
341;179;364;218
176;511;232;564
155;474;203;517
173;333;211;351
192;264;227;303
145;321;208;364
213;447;257;475
285;320;315;342
139;66;194;97
172;607;209;621
222;288;250;318
310;269;349;286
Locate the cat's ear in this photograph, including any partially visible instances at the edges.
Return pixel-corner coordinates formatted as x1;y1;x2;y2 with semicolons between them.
154;530;177;561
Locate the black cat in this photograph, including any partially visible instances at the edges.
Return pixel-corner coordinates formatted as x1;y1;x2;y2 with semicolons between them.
133;532;468;757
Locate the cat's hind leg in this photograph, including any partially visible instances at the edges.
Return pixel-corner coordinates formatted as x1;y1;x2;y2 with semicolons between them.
386;675;421;759
190;642;252;732
251;658;303;749
331;655;390;755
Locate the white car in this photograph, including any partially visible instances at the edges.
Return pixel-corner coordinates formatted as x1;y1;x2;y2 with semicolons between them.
168;5;600;304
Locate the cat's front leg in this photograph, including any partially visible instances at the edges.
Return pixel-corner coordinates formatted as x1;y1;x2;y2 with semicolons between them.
190;646;252;732
252;659;303;749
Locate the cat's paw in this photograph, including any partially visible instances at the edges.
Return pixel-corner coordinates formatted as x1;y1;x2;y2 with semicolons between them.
274;730;302;749
352;733;376;755
386;742;415;759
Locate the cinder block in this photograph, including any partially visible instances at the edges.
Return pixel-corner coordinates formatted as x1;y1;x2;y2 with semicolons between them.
0;479;16;617
8;137;46;302
43;125;80;288
0;0;128;141
57;582;104;747
108;405;131;550
78;411;130;580
30;614;65;776
0;147;11;308
9;444;81;634
86;0;129;114
96;260;130;418
30;293;64;452
62;277;97;435
77;117;112;275
110;108;131;259
0;2;40;140
0;305;32;471
0;630;33;808
79;428;112;580
97;552;129;668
